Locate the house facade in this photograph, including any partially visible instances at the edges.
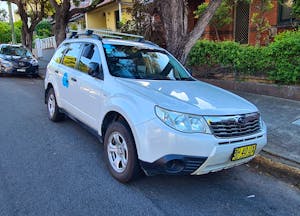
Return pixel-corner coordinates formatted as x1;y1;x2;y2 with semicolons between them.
197;0;298;45
85;0;133;31
82;0;297;45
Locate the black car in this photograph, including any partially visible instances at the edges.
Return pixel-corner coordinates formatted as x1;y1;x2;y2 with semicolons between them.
0;44;39;76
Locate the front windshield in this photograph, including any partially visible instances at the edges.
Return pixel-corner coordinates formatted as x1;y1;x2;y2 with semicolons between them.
103;44;193;81
0;46;32;57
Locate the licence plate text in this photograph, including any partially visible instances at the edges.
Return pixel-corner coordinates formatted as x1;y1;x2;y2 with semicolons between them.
231;144;257;161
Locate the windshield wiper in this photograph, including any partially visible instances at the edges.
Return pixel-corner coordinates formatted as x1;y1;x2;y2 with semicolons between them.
179;77;195;81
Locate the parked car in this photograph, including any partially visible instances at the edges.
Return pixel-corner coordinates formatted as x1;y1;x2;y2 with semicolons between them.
0;44;39;76
44;30;267;182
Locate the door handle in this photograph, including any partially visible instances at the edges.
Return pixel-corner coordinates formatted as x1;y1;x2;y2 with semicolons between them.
70;77;77;82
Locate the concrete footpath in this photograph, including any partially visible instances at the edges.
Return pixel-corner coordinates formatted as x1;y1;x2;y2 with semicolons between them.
235;92;300;187
37;65;300;186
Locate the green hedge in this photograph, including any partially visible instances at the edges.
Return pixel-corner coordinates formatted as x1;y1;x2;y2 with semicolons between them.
188;30;300;85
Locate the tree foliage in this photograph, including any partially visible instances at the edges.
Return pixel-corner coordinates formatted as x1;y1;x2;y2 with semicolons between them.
293;0;300;18
194;1;233;41
35;20;53;38
0;21;22;43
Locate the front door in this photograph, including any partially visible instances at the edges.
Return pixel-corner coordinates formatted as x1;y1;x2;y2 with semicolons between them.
70;43;104;130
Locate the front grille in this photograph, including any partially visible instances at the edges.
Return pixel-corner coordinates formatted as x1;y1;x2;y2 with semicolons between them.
18;61;31;68
205;113;261;138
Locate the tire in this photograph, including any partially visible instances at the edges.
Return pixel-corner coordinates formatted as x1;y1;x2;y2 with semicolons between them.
46;88;64;122
104;121;141;183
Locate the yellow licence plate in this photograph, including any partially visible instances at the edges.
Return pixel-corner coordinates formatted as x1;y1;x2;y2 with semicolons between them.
231;144;257;161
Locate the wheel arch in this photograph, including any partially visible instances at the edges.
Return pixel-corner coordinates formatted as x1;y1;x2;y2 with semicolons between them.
45;83;54;104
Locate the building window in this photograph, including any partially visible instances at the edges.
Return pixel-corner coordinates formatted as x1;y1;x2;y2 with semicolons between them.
278;0;294;25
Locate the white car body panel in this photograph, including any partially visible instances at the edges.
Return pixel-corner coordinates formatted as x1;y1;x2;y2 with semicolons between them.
45;37;267;176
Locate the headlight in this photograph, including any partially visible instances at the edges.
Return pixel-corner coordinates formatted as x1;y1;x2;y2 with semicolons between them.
1;60;13;68
155;106;211;133
30;59;38;66
259;115;265;129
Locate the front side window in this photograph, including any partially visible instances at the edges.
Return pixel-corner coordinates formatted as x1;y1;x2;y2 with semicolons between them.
103;44;193;81
62;43;82;69
78;43;101;74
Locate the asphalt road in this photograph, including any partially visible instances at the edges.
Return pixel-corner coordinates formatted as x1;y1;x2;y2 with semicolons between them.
0;77;299;216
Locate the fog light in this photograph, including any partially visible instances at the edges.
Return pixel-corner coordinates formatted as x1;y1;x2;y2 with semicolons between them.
165;159;184;173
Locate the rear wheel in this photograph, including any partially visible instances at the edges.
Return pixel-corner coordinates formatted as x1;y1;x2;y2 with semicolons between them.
46;88;64;122
104;121;141;183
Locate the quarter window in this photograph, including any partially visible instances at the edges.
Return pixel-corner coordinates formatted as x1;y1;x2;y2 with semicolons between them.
62;43;82;69
52;44;67;64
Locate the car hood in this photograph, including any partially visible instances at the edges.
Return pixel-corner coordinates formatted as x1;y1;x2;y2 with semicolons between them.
117;78;258;116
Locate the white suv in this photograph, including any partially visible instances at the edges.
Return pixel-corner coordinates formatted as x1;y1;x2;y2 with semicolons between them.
44;30;267;182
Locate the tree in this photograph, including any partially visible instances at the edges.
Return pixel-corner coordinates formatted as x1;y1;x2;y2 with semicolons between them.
49;0;103;46
153;0;222;64
9;0;47;50
194;1;233;41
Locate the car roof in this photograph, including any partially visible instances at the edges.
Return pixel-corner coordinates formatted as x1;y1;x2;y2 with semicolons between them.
63;37;164;51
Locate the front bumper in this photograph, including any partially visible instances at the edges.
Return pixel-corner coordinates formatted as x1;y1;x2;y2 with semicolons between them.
1;65;38;75
134;118;267;176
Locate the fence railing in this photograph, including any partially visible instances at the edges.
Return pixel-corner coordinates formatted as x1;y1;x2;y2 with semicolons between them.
34;36;57;58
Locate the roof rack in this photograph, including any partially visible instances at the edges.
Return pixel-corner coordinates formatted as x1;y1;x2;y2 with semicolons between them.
69;29;144;40
68;29;159;47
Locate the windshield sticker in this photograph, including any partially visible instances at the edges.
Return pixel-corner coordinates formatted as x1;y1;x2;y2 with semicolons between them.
62;72;69;88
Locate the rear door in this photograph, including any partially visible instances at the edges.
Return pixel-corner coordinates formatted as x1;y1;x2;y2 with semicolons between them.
59;42;83;115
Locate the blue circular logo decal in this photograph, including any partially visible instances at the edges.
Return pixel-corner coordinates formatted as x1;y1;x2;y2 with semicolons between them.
62;72;69;88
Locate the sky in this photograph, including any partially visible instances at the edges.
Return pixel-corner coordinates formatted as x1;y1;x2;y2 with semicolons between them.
0;2;17;22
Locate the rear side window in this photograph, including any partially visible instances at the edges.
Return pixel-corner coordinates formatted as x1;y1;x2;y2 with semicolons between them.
78;43;101;74
61;43;82;69
52;44;67;64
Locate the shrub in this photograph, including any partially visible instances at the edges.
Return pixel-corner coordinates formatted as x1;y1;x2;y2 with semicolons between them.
188;30;300;85
267;30;300;84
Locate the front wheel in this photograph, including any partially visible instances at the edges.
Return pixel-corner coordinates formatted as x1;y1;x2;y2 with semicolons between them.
104;121;141;183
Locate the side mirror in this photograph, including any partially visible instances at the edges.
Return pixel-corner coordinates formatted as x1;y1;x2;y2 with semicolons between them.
88;62;103;80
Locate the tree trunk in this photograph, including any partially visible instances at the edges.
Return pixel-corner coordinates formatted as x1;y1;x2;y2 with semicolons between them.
54;11;69;46
179;0;222;64
156;0;222;64
155;0;188;59
21;25;33;50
